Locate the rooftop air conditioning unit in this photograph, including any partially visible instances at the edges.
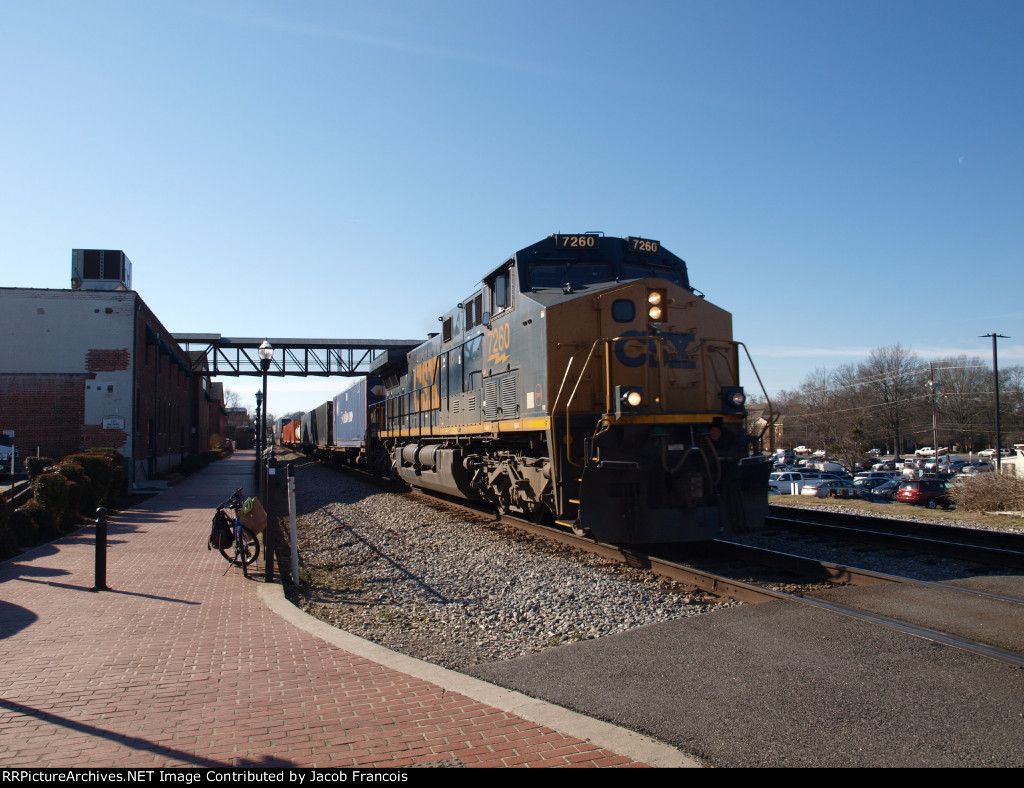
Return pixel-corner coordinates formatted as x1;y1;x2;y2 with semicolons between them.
71;249;133;291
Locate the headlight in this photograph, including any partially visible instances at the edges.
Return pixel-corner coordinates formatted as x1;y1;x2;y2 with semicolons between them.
615;385;643;416
646;289;666;323
722;386;746;413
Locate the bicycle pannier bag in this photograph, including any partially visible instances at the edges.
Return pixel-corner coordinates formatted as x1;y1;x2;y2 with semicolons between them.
208;510;233;550
239;497;267;534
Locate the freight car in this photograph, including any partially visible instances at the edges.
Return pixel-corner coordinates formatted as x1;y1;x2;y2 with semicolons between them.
289;234;771;544
373;233;771;543
285;378;390;469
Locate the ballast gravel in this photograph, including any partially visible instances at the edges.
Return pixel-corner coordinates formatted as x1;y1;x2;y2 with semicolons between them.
284;457;733;671
283;456;1019;672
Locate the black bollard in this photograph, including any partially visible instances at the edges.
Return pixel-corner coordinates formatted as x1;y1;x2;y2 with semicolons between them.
92;507;109;592
264;453;277;583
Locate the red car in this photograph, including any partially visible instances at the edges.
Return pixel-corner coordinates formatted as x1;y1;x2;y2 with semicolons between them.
896;479;954;509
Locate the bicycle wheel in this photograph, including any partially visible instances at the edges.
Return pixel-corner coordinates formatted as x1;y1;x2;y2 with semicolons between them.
219;525;261;566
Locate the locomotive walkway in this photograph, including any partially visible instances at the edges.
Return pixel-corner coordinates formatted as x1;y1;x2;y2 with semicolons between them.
0;451;693;769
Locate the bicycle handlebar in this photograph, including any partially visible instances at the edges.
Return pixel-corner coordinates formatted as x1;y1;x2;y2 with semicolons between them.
217;487;246;510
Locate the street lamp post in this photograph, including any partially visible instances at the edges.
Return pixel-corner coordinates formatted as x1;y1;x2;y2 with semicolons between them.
258;340;273;494
254;389;263;484
981;333;1009;471
258;340;274;583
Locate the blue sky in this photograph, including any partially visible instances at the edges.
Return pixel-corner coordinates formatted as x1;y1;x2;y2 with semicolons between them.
3;1;1022;417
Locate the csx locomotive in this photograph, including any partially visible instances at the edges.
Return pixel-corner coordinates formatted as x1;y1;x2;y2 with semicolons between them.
290;233;772;543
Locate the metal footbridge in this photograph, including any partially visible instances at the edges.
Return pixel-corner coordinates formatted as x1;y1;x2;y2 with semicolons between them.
174;334;420;379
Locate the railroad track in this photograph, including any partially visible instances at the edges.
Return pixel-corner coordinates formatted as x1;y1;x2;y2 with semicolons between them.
480;506;1024;669
766;504;1024;569
298;459;1024;670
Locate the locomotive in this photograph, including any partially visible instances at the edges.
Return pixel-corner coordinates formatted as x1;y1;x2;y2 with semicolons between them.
291;233;772;544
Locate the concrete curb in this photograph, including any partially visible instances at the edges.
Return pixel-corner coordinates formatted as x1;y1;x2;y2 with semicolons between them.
257;582;702;768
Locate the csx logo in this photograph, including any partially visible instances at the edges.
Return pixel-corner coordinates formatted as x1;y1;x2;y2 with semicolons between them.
614;331;696;369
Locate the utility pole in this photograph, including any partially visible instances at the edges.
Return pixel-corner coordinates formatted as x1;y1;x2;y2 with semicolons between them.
929;362;939;470
981;333;1009;471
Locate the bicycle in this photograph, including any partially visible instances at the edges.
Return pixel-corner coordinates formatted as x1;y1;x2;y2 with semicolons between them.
209;487;261;576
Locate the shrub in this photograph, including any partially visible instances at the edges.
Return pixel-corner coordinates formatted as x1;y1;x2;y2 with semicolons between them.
25;456;55;480
8;508;38;547
21;502;60;542
950;473;1024;513
0;492;15;559
64;481;85;527
33;472;73;527
54;461;86;484
64;453;115;508
89;449;127;502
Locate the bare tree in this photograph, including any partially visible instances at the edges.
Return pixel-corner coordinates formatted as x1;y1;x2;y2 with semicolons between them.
856;344;925;456
932;356;988;452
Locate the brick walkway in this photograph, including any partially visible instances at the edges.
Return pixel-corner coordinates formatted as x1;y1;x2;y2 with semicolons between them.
0;452;694;768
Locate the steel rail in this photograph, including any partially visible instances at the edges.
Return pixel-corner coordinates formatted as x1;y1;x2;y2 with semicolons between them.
498;517;1024;669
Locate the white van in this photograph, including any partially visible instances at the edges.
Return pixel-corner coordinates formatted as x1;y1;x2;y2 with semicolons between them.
768;471;805;494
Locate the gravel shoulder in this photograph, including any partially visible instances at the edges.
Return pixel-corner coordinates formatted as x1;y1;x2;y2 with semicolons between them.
282;455;1023;671
282;455;734;671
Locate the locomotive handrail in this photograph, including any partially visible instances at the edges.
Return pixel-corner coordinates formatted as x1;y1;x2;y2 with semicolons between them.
735;341;776;452
561;334;668;470
548;357;576;489
696;337;739;412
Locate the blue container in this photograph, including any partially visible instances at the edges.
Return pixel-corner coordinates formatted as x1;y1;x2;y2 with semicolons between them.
333;377;384;447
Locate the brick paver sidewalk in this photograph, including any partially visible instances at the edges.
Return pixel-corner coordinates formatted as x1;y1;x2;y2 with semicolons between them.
0;452;692;768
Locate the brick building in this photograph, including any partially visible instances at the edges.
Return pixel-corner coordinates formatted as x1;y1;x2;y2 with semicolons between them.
0;264;219;484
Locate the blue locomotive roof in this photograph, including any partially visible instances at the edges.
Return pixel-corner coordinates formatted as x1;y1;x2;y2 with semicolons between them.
512;234;691;294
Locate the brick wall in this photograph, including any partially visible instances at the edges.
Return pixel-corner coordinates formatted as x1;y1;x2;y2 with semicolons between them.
132;306;206;478
0;374;89;460
85;348;130;372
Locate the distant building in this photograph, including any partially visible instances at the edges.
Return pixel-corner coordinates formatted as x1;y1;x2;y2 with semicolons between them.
226;407;254;450
746;405;784;452
0;251;220;485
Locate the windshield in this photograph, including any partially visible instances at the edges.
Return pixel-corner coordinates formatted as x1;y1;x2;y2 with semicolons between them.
528;261;614;289
620;263;686;286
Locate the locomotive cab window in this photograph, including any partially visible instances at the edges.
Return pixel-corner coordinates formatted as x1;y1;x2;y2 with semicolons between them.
493;272;509;311
486;268;512;315
612;299;635;322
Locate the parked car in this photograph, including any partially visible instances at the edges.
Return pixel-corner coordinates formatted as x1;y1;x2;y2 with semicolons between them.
872;460;898;471
768;472;805;494
896;479;954;509
867;448;883;456
794;446;811;455
853;477;889;494
867;479;902;500
856;470;900;479
958;462;995;476
801;479;859;499
811;449;827;458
